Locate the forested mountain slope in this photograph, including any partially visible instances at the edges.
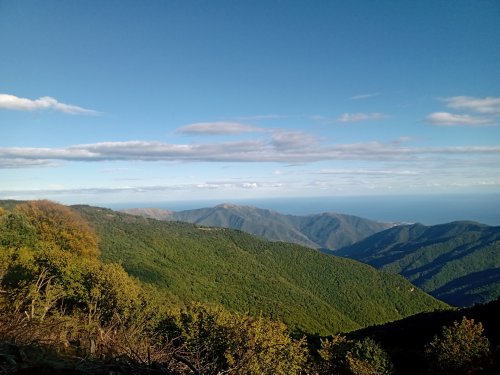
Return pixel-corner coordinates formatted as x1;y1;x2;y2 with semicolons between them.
336;221;500;307
123;204;393;250
75;205;445;335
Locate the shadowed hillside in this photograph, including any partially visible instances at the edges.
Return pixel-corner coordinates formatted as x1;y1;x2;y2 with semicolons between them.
347;298;500;375
337;221;500;307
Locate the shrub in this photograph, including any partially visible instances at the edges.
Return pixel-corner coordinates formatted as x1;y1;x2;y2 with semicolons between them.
318;335;393;374
425;316;490;373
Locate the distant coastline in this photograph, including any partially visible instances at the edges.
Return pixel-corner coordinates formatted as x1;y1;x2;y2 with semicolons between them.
105;193;500;226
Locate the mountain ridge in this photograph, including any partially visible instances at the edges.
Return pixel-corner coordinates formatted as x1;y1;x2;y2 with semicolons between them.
122;204;394;250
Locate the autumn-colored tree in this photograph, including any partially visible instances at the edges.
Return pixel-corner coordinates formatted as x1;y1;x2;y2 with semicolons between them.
317;334;350;374
1;244;78;321
81;261;143;323
425;316;490;374
17;200;99;257
1;244;143;324
171;304;230;372
224;313;307;374
161;304;307;374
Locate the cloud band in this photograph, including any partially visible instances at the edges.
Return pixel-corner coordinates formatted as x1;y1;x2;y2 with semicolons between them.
1;138;499;169
0;93;98;115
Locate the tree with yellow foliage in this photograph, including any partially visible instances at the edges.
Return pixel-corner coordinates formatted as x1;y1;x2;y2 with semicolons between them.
17;200;99;258
162;304;307;374
425;316;490;374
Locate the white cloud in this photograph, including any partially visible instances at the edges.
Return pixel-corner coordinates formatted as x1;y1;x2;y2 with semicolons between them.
426;112;494;126
271;131;318;150
315;169;419;176
349;93;381;100
1;138;500;169
232;114;288;121
178;121;264;135
443;96;500;115
0;181;280;196
337;112;386;122
426;96;500;126
0;159;56;168
0;93;99;115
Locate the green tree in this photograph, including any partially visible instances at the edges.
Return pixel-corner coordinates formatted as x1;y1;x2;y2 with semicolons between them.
318;335;393;375
425;316;490;373
0;209;38;250
346;338;394;375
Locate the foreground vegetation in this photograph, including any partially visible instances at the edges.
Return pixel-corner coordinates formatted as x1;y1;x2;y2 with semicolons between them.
1;200;498;374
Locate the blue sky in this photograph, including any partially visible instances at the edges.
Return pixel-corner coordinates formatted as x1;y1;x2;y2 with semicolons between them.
1;0;500;206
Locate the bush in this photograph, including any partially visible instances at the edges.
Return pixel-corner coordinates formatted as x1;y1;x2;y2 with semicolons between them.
425;316;490;373
318;335;393;374
160;304;307;374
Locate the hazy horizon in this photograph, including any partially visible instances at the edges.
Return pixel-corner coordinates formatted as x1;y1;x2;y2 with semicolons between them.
104;193;500;226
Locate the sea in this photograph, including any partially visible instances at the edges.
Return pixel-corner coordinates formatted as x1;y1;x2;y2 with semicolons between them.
106;193;500;226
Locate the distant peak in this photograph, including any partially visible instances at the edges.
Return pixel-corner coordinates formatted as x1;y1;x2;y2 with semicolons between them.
216;203;239;209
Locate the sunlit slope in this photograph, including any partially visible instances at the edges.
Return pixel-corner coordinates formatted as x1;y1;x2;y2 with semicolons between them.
337;221;500;307
76;205;446;335
123;204;393;250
